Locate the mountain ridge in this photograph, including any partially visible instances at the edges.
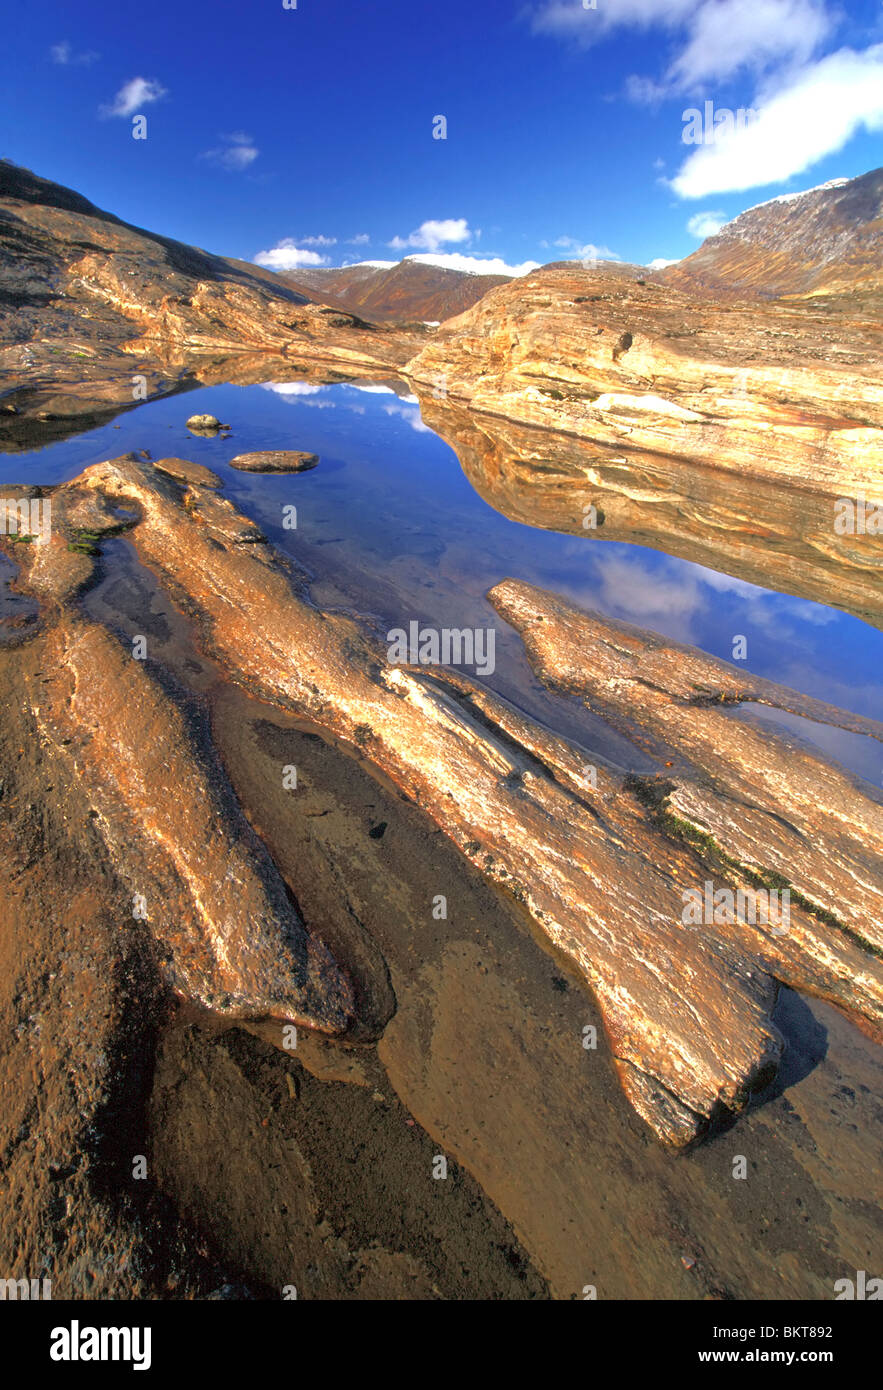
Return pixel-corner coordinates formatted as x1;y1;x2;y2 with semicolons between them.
660;166;883;299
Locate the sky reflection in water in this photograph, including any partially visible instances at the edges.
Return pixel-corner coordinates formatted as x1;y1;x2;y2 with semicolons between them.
4;380;880;781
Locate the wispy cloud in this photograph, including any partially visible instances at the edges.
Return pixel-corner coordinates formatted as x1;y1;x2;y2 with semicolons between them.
530;0;831;87
348;233;370;245
543;236;621;262
531;0;694;46
100;77;167;118
260;382;326;396
403;252;539;276
253;238;329;270
200;131;259;171
686;210;725;236
389;218;473;252
384;402;431;432
51;40;99;66
667;0;832;88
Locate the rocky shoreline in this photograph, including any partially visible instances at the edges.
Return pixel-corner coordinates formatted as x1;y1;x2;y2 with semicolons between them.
1;450;881;1297
1;161;881;1300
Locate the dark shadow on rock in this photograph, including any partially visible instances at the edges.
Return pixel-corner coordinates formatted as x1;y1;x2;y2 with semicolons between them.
765;986;829;1099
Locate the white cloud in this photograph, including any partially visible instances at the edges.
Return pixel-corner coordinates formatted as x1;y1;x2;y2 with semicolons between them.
261;382;326;396
260;383;345;411
668;0;831;88
531;0;831;88
201;132;259;171
404;252;539;276
647;256;680;268
389;218;473;252
384;403;431;433
51;40;99;65
100;77;167;118
300;234;337;246
547;236;621;262
672;44;883;196
531;0;696;46
348;233;370;245
686;210;725;237
253;239;329;270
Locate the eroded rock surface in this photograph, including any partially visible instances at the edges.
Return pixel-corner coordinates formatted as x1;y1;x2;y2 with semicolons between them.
406;264;882;505
9;456;881;1147
489;580;883;1038
9;473;354;1036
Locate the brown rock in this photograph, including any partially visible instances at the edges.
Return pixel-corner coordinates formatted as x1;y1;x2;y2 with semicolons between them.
228;451;318;473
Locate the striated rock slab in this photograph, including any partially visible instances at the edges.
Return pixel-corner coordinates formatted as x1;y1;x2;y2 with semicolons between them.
34;619;353;1033
9;480;353;1035
489;579;883;1035
15;454;880;1146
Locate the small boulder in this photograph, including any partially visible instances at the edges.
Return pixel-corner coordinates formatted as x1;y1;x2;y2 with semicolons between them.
228;451;319;473
186;414;223;431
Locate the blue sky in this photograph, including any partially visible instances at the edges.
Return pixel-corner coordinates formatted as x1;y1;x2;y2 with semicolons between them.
3;0;882;275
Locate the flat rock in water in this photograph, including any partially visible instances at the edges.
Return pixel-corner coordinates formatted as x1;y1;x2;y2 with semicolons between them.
229;451;319;473
154;457;224;489
186;414;222;430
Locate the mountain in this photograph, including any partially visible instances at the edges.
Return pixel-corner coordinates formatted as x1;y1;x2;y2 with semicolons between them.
660;168;883;298
278;258;512;323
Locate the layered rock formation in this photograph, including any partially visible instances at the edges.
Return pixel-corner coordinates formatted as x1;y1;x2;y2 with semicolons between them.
17;468;353;1035
7;456;882;1148
3;162;881;644
403;208;881;624
406;262;881;502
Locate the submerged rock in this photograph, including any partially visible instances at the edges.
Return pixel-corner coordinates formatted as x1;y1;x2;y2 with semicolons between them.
229;450;319;473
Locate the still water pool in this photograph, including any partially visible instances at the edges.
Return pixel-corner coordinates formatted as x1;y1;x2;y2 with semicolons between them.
4;378;881;782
